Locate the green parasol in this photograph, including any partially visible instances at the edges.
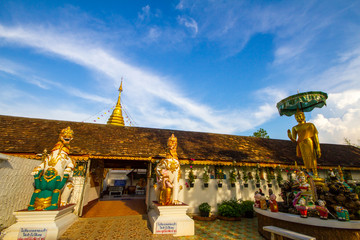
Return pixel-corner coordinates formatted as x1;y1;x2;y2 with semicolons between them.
276;91;328;116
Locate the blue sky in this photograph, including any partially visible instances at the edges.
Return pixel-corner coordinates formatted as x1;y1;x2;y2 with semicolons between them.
1;1;360;145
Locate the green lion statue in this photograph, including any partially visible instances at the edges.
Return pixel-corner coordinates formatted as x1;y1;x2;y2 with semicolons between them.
28;127;75;210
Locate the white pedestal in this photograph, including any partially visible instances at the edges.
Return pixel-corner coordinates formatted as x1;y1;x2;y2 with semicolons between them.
148;202;194;236
3;204;77;240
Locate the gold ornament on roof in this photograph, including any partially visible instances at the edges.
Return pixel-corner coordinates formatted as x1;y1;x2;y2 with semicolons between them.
107;79;125;126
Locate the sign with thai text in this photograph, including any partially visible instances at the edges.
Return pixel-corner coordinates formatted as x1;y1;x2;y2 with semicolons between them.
17;228;47;240
155;222;177;234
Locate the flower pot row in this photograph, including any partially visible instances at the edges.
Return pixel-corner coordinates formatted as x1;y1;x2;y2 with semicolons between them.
188;182;275;188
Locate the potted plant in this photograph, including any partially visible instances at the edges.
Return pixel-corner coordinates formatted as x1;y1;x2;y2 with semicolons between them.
255;168;261;188
276;166;283;187
188;166;195;188
199;202;211;217
203;166;209;188
229;169;237;187
240;200;255;218
242;167;249;187
266;167;275;187
216;168;224;188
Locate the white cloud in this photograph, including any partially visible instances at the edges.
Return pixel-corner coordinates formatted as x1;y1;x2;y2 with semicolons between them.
138;5;151;21
0;56;112;104
0;23;272;134
177;16;198;35
304;86;360;145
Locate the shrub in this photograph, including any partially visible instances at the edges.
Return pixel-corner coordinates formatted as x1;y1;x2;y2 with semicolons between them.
217;199;242;218
240;200;255;218
199;202;211;214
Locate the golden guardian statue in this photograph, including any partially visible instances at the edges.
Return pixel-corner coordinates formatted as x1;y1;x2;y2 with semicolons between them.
155;134;181;205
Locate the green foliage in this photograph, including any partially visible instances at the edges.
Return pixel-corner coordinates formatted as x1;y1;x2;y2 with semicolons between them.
199;202;211;214
151;163;158;184
229;169;237;183
217;199;255;218
202;166;209;183
276;166;283;185
217;199;242;218
255;168;260;183
216;168;224;180
355;186;360;196
266;167;275;183
242;167;248;183
188;168;195;184
251;128;270;139
240;200;255;217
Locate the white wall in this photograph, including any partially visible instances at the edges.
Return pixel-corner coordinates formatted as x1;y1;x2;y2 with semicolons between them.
0;154;41;229
149;165;285;214
82;175;100;207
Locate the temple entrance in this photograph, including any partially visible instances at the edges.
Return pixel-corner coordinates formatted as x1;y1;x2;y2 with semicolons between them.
82;159;150;217
102;168;147;201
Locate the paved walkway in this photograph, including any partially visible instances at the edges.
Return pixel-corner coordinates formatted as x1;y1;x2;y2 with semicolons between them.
60;200;264;239
60;215;264;240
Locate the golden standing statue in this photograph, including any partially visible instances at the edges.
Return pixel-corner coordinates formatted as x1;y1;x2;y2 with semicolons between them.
155;134;181;205
288;110;321;177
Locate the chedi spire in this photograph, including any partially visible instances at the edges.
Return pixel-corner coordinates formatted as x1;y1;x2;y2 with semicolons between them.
107;79;125;126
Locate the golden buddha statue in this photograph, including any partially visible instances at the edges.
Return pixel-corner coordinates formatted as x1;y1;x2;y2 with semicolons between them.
288;110;321;177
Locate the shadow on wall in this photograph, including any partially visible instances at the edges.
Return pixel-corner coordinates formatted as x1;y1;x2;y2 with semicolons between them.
0;154;42;229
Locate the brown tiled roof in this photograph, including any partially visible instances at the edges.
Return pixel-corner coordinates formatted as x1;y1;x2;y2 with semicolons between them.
1;115;360;167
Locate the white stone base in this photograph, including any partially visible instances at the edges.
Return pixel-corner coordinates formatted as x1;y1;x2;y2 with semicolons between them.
148;202;194;236
3;204;77;240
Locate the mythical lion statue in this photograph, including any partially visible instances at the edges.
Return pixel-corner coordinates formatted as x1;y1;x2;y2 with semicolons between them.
28;127;75;210
155;134;182;205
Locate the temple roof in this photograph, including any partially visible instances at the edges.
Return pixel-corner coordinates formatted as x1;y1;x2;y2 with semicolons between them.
1;114;360;168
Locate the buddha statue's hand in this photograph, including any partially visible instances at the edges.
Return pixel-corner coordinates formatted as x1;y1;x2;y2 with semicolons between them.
316;149;321;158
